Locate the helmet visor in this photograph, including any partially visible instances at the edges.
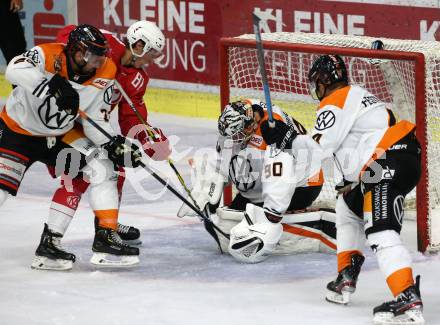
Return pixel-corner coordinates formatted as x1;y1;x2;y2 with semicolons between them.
309;79;320;101
83;50;107;69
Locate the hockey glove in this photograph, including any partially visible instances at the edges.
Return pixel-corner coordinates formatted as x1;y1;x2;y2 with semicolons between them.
103;135;143;168
137;127;172;161
260;119;297;150
47;74;79;115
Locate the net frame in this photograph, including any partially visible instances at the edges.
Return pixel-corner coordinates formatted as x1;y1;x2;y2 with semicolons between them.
218;35;434;253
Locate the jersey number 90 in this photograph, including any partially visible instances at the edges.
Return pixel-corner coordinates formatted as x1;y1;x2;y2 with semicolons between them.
264;162;283;178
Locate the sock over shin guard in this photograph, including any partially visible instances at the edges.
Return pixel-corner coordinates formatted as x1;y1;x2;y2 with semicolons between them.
368;230;414;297
48;176;90;235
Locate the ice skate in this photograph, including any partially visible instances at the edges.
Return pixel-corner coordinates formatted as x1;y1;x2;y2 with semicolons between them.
326;254;365;305
95;217;141;246
31;223;76;271
117;223;141;246
373;276;424;325
91;226;140;267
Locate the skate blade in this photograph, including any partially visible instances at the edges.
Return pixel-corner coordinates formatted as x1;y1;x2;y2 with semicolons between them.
325;289;351;305
122;239;142;246
90;253;139;267
31;256;73;271
373;310;425;325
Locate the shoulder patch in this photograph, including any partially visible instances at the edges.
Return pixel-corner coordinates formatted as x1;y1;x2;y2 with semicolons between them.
22;50;41;65
315;110;336;131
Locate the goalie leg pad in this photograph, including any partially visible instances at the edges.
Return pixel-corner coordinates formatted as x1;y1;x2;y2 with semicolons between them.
178;153;225;218
228;204;282;263
214;206;245;253
216;207;337;255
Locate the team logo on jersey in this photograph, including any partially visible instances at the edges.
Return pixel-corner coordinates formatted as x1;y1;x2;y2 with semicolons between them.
103;84;115;105
393;195;405;226
67;195;80;209
109;86;122;105
229;155;258;192
315;111;336;131
38;96;76;130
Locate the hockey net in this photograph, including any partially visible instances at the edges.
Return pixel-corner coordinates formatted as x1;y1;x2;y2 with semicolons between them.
219;32;440;253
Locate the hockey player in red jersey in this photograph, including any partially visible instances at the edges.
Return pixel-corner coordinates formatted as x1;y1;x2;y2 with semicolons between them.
308;55;424;325
44;21;171;255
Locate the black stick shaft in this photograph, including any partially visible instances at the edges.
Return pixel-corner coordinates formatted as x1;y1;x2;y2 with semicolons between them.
77;110;230;239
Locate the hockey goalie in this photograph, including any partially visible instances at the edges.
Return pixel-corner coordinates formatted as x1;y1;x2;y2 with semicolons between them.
178;99;337;262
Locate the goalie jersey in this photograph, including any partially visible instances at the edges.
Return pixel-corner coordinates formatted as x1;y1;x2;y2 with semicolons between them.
218;103;324;215
1;43;117;145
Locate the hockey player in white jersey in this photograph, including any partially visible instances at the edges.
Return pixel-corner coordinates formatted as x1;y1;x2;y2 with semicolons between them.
178;99;337;262
0;25;143;270
308;54;424;324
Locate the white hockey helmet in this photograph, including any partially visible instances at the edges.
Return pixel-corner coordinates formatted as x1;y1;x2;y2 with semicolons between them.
126;20;165;58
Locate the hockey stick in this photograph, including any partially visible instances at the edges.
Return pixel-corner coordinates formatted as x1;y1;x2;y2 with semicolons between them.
77;110;230;249
252;13;275;128
112;81;225;252
113;80;199;208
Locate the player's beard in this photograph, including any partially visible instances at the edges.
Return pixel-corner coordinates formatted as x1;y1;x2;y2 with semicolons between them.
70;55;96;77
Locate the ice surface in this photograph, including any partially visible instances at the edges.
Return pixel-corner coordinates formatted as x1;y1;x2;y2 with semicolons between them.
0;113;439;325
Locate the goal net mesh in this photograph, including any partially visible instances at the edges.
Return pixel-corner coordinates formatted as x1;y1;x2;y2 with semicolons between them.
221;32;440;252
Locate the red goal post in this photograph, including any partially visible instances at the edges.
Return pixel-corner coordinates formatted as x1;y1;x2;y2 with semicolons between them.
218;32;440;253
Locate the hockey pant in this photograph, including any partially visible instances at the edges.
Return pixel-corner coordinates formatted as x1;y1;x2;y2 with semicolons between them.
337;131;421;297
0;119;120;232
46;125;126;233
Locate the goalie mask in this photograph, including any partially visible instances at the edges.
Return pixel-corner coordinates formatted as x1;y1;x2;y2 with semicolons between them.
308;54;348;100
218;100;256;145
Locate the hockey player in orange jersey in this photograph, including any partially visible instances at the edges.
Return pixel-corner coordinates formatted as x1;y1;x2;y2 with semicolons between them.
0;24;144;270
38;21;171;265
308;54;424;325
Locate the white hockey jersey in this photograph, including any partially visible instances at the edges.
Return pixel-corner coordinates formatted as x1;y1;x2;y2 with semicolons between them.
1;43;117;145
312;85;416;182
218;103;323;215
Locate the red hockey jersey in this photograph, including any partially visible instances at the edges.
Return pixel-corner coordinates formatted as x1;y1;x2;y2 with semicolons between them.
56;25;150;138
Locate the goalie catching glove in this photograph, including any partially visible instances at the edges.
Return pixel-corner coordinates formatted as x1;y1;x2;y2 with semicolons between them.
228;203;283;263
103;135;143;168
